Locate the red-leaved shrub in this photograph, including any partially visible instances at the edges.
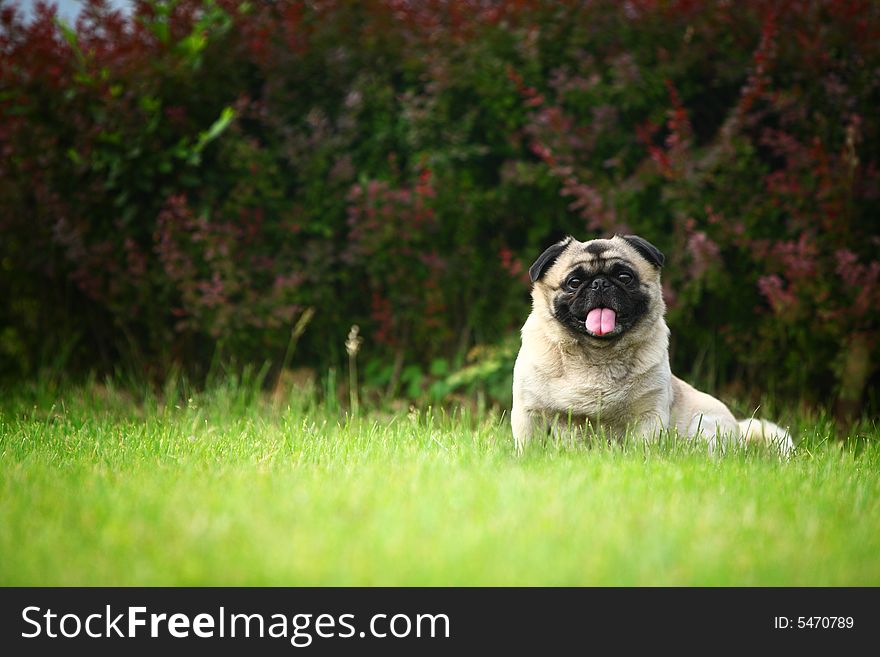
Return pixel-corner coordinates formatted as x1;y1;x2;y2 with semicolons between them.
1;0;878;413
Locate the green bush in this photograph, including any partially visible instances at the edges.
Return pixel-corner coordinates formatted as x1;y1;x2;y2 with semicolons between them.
1;0;877;413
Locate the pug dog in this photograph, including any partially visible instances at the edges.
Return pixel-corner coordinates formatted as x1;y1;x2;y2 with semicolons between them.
511;234;793;454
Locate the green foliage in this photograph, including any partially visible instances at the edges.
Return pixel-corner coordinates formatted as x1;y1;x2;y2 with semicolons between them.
1;1;878;412
439;337;519;406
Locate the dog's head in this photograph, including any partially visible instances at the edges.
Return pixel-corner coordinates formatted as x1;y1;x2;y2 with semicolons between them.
528;235;665;343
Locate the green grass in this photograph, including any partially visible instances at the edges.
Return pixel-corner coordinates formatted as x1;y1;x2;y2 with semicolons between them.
1;380;879;586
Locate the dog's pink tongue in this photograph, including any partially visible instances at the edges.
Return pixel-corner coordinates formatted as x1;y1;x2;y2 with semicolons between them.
586;308;616;336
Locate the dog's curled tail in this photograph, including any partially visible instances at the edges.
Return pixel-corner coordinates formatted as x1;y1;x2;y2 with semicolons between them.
737;418;794;456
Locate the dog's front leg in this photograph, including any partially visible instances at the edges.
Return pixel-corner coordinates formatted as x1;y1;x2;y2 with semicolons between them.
511;405;546;453
631;410;669;444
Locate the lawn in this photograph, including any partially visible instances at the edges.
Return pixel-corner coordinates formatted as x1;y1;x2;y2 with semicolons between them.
1;380;878;586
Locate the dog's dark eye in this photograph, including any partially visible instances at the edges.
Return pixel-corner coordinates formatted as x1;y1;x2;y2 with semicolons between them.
617;271;634;284
566;277;583;291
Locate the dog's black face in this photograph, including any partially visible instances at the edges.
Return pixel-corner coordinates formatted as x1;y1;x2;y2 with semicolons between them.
552;260;651;339
529;235;662;341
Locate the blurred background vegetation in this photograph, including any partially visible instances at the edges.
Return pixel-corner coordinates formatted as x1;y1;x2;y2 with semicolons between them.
1;0;878;416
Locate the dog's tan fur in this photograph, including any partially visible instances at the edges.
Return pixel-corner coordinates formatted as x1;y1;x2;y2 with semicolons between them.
511;235;792;454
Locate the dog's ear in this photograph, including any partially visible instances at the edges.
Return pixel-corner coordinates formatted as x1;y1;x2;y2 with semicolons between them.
529;237;572;283
621;234;664;269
